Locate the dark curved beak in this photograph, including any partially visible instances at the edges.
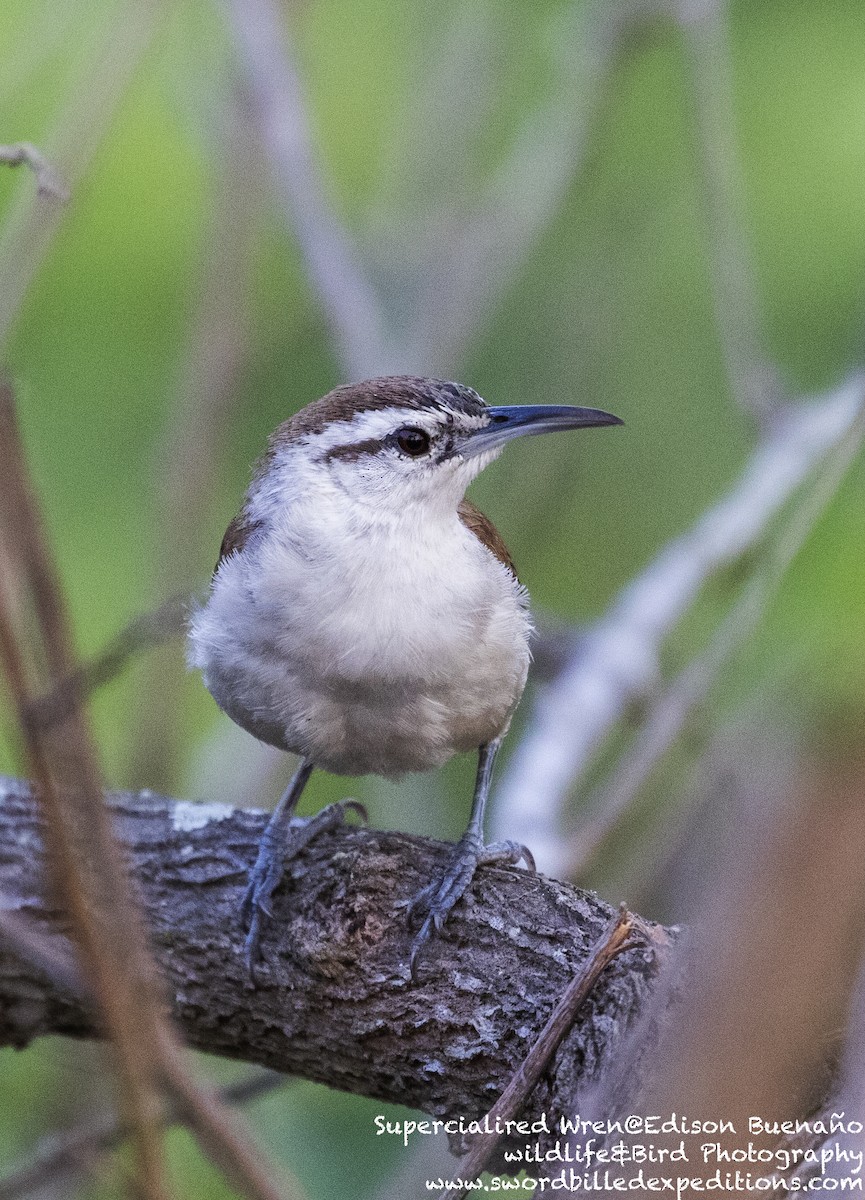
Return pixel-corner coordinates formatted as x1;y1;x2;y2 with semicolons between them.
460;404;623;459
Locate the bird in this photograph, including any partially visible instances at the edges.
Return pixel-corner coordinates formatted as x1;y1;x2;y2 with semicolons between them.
188;375;622;976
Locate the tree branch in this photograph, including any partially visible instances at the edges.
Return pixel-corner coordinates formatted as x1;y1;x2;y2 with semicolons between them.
222;0;393;379
564;398;865;877
0;775;668;1161
492;373;865;873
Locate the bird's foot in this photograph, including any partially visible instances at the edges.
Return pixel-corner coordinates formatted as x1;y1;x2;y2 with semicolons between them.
240;798;367;981
404;836;535;976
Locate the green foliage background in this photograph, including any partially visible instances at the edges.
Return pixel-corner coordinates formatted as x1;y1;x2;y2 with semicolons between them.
1;0;864;1195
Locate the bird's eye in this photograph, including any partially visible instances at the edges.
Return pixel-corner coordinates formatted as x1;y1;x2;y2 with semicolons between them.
395;426;431;457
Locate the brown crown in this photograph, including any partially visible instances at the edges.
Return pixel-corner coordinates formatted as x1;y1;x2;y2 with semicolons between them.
272;376;487;444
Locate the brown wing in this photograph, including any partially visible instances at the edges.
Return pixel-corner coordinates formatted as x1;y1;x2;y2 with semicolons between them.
215;509;261;575
458;498;518;580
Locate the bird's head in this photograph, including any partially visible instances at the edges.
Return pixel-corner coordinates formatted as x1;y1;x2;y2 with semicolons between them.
249;375;622;521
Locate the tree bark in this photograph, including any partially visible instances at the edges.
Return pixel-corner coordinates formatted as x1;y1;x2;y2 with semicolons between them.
0;775;669;1156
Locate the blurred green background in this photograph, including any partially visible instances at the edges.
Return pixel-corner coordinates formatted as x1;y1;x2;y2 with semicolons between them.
1;0;864;1195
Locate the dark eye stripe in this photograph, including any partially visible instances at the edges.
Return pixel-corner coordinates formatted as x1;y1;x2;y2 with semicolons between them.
323;437;385;462
321;425;441;463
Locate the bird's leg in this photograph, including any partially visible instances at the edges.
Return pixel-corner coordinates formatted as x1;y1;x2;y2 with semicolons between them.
240;758;365;977
406;736;535;974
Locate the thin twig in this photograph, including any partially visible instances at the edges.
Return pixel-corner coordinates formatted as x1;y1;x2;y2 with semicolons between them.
222;0;392;379
677;0;784;425
492;375;865;874
0;906;86;1001
565;401;865;876
130;87;260;788
0;385;170;1198
401;2;637;373
24;595;188;733
0;1058;287;1200
0;905;302;1200
0;383;296;1200
442;907;641;1199
0;0;164;353
155;1033;306;1200
0;143;69;202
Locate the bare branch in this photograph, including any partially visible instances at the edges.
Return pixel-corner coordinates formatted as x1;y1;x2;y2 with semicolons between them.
0;143;69;202
565;402;865;876
492;375;865;873
222;0;393;379
219;0;650;381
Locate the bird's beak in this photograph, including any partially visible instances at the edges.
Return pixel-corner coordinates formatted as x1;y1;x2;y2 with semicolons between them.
460;404;624;459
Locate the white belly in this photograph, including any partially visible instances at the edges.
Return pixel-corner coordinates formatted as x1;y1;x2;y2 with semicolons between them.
188;515;532;777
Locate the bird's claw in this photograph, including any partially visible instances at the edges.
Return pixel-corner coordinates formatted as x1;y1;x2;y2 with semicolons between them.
239;857;281;926
405;836;534;977
339;799;368;824
240;797;367;980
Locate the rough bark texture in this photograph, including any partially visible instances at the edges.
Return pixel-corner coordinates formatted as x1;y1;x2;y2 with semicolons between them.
0;775;668;1155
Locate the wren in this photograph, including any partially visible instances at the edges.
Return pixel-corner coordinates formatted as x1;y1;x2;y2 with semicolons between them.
188;376;621;975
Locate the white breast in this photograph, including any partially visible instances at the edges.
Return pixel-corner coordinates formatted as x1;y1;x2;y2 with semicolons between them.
188;486;532;778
